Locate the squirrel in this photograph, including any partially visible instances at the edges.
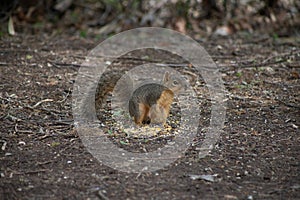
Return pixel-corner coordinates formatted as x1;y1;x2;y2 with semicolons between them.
83;69;188;126
128;72;187;125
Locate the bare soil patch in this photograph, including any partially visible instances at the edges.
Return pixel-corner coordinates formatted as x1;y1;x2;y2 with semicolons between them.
0;33;299;199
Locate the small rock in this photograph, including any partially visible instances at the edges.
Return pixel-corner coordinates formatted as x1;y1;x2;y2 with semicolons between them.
264;67;275;75
214;26;233;36
224;194;238;200
292;124;298;129
5;152;12;156
247;195;254;200
188;174;215;182
18;141;26;145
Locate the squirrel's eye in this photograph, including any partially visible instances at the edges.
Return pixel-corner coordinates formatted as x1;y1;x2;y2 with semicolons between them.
173;80;178;85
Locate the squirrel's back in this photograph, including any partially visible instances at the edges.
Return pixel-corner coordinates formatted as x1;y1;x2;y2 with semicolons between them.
129;84;169;105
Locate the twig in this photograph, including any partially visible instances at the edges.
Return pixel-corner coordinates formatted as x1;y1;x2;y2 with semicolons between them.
48;60;82;68
0;48;37;53
219;59;286;69
262;50;300;64
1;140;7;151
14;169;50;175
49;120;74;126
219;50;300;70
57;90;71;103
96;190;110;200
155;63;190;68
31;99;53;108
36;160;53;166
15;124;34;134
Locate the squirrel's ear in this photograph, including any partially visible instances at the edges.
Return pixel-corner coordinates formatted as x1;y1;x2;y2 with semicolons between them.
163;71;170;82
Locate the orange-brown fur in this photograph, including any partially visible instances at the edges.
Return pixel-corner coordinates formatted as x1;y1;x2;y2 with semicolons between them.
151;90;174;124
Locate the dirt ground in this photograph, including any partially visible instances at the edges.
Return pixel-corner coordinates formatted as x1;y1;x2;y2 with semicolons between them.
0;32;299;200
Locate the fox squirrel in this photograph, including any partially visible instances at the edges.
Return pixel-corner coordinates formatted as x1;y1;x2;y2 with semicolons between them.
129;72;187;125
89;69;187;126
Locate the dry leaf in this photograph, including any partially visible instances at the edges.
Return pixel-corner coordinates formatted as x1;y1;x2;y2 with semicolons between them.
8;15;15;36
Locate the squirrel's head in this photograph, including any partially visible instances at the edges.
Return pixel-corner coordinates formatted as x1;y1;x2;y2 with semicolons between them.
163;71;188;94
